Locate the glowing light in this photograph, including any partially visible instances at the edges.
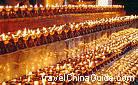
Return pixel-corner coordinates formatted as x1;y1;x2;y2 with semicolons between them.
98;0;112;6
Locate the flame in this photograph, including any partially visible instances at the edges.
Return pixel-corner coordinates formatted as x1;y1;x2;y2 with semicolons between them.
40;4;43;8
36;28;41;38
36;28;40;34
56;65;60;70
5;5;9;8
42;27;46;31
0;6;4;9
30;5;33;8
57;26;63;34
42;27;49;36
34;4;38;8
15;3;19;8
2;82;6;85
28;72;32;75
16;30;21;36
22;28;28;38
1;33;9;41
63;64;66;69
31;30;35;35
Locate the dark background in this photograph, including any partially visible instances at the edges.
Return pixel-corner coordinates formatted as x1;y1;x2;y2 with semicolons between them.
113;0;138;15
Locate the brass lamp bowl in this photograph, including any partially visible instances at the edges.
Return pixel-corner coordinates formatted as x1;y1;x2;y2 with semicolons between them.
13;36;19;43
57;30;63;35
4;40;9;45
23;35;29;41
50;30;55;35
28;7;33;11
44;32;49;37
31;35;36;40
0;8;3;12
36;33;42;38
40;7;45;11
20;7;25;11
5;8;12;12
34;7;39;11
13;8;18;11
64;29;69;33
